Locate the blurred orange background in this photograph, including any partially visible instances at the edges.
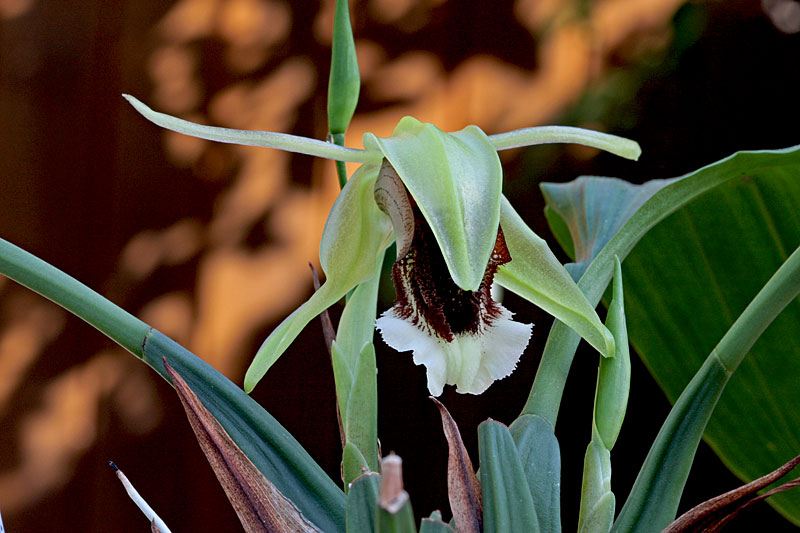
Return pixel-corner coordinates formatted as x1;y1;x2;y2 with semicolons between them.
1;0;798;530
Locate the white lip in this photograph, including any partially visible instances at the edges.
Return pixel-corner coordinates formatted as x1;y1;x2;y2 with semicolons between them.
376;306;532;396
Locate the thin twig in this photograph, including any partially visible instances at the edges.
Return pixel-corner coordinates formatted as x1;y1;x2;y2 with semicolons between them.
309;264;345;449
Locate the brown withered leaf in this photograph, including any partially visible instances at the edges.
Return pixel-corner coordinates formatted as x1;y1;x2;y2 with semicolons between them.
664;453;800;532
431;397;482;533
163;359;321;533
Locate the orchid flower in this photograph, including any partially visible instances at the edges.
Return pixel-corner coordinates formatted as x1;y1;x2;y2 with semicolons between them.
124;95;640;397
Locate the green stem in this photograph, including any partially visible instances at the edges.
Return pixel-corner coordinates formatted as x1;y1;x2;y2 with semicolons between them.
329;132;350;189
0;237;149;356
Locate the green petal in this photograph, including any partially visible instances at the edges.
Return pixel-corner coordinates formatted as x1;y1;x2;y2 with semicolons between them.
244;162;392;392
124;94;376;163
364;117;502;291
496;196;615;358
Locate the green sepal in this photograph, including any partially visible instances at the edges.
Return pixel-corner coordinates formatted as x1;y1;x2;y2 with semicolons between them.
496;196;615;358
364;117;502;291
245;162;392;392
478;420;540;533
328;0;360;134
347;473;380;533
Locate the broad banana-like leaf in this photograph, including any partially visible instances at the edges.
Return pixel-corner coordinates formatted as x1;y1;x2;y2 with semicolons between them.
543;145;800;524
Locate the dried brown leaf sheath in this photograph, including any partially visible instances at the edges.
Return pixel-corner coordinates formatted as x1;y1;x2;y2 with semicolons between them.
432;397;482;533
164;359;321;533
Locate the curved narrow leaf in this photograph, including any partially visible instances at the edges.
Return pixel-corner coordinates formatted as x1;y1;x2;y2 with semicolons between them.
0;238;346;532
346;473;380;533
245;162;392;391
478;420;540;533
578;258;628;533
509;414;562;533
165;360;321;533
613;151;800;523
496;197;615;358
593;257;630;451
143;331;346;533
613;243;800;531
364;117;502;291
522;145;800;428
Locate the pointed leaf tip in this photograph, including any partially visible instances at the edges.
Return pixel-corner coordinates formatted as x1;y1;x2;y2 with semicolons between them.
164;359;322;532
432;397;482;533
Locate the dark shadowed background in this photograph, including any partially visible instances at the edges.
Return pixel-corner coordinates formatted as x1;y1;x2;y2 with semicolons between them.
1;0;799;531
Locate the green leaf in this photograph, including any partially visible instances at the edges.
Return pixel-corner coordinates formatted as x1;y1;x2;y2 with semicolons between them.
580;492;615;533
522;145;800;428
593;257;630;451
0;238;346;531
578;260;627;533
245;162;392;391
364;117;502;291
346;473;380;533
611;355;729;532
509;414;561;533
612;243;800;531
496;196;615;358
164;360;322;532
343;343;379;477
617;163;800;525
377;502;417;533
541;177;672;269
578;438;614;533
419;514;455;533
327;0;360;135
478;420;540;533
144;331;347;532
334;252;383;484
377;455;416;533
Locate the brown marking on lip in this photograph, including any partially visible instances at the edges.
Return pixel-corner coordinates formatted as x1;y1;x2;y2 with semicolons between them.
389;194;510;342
